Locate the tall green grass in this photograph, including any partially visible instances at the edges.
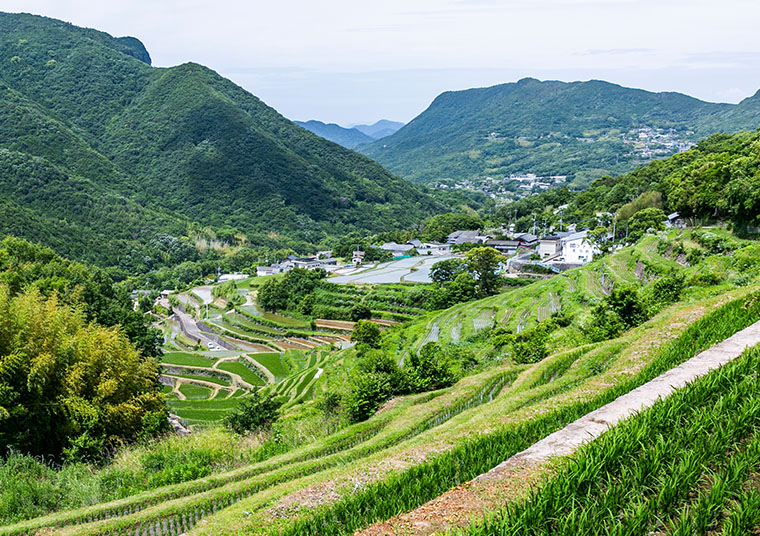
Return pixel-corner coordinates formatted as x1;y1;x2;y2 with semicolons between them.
460;344;760;535
234;291;760;536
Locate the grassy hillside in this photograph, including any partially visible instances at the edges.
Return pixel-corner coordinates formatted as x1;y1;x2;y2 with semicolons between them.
0;13;446;269
361;78;760;187
3;228;760;535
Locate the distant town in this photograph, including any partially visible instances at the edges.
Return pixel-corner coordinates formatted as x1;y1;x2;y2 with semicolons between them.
434;126;695;204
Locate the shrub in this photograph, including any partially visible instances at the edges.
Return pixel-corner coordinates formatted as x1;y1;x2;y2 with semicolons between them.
606;286;649;328
0;285;166;461
351;320;382;348
224;392;282;434
585;302;627;342
403;342;457;392
349;302;372;321
649;272;686;305
345;372;392;423
510;326;549;364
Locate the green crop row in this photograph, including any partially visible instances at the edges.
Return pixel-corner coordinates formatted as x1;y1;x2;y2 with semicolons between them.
0;367;516;536
247;353;289;378
8;291;760;536
460;344;760;535
218;291;760;536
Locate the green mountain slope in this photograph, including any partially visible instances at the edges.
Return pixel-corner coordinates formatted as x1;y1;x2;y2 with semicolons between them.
295;120;374;148
0;13;445;268
361;78;760;187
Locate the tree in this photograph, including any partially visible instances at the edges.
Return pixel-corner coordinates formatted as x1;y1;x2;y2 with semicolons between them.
345;371;392;423
349;302;372;321
446;272;480;304
256;277;288;311
351;320;382;348
627;208;666;242
0;286;166;460
431;258;465;283
606;286;649;328
404;342;457;392
585;286;649;342
510;326;549;364
588;226;612;255
224;391;282;434
464;247;503;295
421;213;483;242
256;268;325;312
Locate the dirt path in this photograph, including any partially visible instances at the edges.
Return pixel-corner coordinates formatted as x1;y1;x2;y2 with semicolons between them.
357;319;760;536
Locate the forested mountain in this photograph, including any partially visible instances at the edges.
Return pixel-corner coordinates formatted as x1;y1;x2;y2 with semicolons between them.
294;119;405;148
0;13;445;271
353;119;405;139
497;129;760;233
295;120;374;148
361;78;760;188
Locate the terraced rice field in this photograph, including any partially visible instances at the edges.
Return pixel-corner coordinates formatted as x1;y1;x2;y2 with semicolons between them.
7;234;759;536
7;279;759;536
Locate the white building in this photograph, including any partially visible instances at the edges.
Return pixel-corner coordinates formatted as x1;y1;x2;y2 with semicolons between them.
538;231;573;259
560;231;599;264
538;237;562;259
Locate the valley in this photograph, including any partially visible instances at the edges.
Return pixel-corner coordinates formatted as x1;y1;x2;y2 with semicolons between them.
1;8;760;536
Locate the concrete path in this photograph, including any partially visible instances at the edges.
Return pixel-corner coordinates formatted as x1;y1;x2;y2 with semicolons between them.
191;285;214;305
478;319;760;480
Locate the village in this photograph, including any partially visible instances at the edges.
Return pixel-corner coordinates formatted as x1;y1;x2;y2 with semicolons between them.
253;227;610;284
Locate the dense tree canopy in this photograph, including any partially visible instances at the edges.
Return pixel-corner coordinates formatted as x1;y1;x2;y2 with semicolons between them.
0;237;161;357
361;77;760;187
0;286;166;460
0;13;450;274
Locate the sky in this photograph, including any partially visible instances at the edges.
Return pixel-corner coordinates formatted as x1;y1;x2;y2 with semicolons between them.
4;0;760;125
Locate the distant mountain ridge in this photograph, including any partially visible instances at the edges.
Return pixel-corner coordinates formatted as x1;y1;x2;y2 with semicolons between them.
295;119;404;148
360;78;760;188
0;13;445;271
295;120;374;148
353;120;405;139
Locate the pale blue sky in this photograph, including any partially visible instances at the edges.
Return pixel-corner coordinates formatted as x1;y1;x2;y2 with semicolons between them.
5;0;760;125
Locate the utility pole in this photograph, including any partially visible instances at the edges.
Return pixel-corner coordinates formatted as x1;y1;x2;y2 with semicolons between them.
612;214;617;242
532;214;536;235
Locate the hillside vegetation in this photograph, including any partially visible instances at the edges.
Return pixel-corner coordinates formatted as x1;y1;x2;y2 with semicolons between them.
3;227;760;535
361;77;760;187
498;128;760;233
0;13;447;270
